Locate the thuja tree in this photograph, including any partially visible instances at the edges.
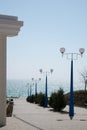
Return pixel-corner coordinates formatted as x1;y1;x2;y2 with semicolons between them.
36;92;45;106
49;88;66;112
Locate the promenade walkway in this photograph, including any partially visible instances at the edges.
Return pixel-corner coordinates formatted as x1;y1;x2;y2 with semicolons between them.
0;98;87;130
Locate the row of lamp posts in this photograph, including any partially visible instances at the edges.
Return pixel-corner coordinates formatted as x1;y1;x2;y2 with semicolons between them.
26;69;53;108
26;47;85;120
26;78;41;97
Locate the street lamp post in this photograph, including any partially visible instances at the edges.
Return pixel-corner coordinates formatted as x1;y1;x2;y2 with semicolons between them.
39;69;53;107
30;78;35;96
26;83;30;96
35;82;37;96
60;47;85;119
30;85;32;97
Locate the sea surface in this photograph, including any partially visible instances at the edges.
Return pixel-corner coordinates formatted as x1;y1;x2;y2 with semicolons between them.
7;79;84;98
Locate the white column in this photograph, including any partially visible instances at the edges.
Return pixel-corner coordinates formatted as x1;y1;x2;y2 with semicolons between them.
0;14;23;127
0;35;6;126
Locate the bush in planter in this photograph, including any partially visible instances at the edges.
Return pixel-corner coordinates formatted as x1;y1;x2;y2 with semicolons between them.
49;88;66;112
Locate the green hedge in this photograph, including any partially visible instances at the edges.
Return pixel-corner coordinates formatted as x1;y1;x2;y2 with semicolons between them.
26;95;35;103
26;93;45;107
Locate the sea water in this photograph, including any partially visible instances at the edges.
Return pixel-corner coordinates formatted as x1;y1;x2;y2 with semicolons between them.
7;79;84;98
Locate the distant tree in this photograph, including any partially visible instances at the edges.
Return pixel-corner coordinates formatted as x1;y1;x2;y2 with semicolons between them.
80;69;87;91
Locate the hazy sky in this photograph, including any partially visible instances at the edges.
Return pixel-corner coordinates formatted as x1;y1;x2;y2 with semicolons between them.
0;0;87;85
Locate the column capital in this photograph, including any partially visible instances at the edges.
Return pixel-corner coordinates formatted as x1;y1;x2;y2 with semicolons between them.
0;14;23;37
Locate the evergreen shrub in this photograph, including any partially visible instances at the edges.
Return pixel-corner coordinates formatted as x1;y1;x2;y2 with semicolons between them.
36;92;45;106
49;88;66;112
